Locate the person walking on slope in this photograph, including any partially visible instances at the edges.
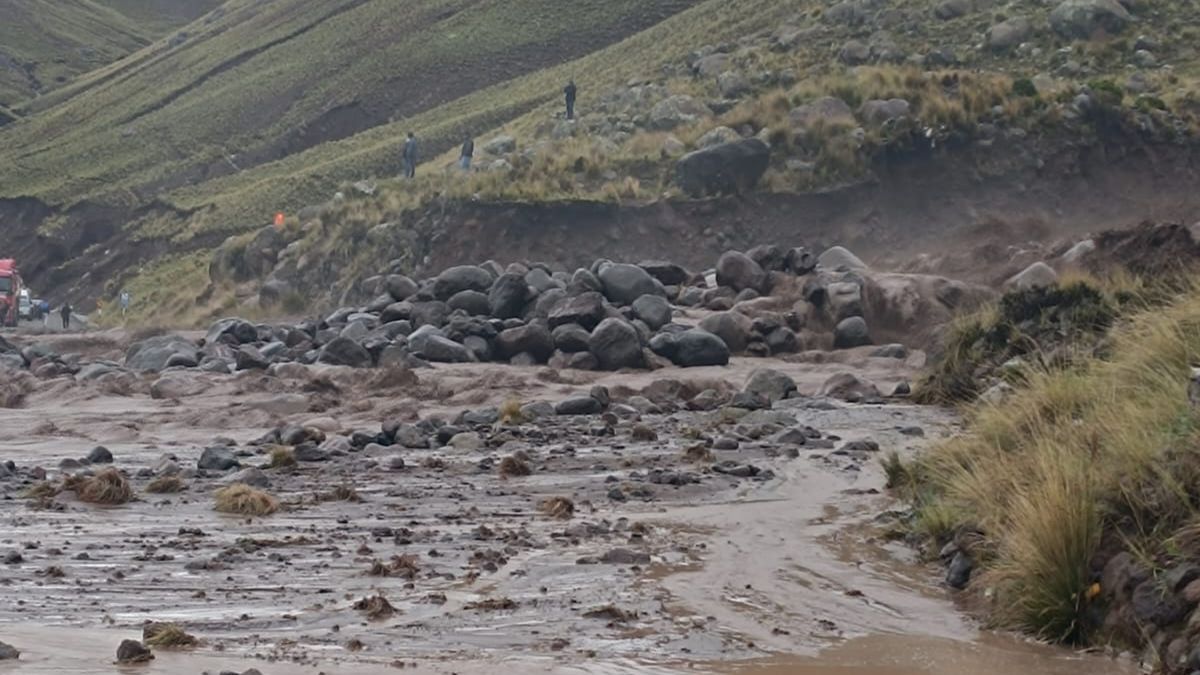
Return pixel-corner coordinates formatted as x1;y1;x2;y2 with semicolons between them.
60;302;71;331
460;135;474;172
402;132;418;179
564;80;577;120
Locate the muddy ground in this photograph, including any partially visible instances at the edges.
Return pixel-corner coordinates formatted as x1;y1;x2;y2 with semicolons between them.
0;330;1137;674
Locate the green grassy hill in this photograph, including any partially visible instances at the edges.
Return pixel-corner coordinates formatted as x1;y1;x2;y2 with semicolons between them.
0;0;221;108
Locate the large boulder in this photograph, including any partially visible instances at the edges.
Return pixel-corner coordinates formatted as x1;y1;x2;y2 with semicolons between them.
483;134;517;155
675;138;770;198
987;17;1033;50
318;336;372;367
447;290;491;316
744;369;797;403
205;318;258;345
549;291;608;329
488;272;531;319
790;96;854;131
598;264;664;306
1050;0;1132;39
125;335;200;372
834;316;872;349
589;318;644;370
432;265;493;300
386;275;419;301
698;311;753;353
657;329;730;367
198;446;239;471
552;324;592;353
1006;262;1058;291
631;295;672;331
638;260;691;286
818;246;868;272
649;95;713;130
859;99;911;127
496;322;554;362
716;251;767;292
150;374;209;400
408;327;473;363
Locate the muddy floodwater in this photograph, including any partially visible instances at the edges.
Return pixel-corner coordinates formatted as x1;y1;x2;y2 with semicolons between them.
0;335;1136;675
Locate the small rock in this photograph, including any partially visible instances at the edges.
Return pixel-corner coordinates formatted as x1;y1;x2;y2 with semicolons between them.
0;640;18;660
197;446;239;471
946;551;973;589
86;446;114;464
601;548;651;565
116;639;153;664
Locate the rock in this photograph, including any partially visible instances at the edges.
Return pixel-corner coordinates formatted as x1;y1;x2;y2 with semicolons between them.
675;138;770;198
988;17;1033;50
839;39;871;65
0;640;17;660
696;125;741;148
638;260;690;286
649;95;713;130
86;446;114;464
317;336;372;367
483;134;516;155
448;432;483;451
556;396;604;415
631;295;672;331
834;316;872;349
790;96;854;131
662;135;686;157
744;369;797;403
946;552;973;589
670;329;731;367
1006;262;1058;291
818;246;868;272
393;425;429;449
601;547;651;565
549;291;609;329
859;98;911;126
935;0;971;20
589;318;644;371
150;373;209;400
1132;578;1189;627
447;290;491;316
699;311;752;353
408;327;473;363
524;267;559;294
235;344;269;370
385;274;419;301
125;335;200;372
716;251;767;293
198;446;239;471
717;70;751;98
785;247;817;275
433;266;493;300
765;326;798;354
116;640;153;664
820;372;882;403
598;265;664;307
205;318;258;345
488;273;531;319
497;323;554;362
294;443;330;462
871;344;908;359
552;324;592;353
1050;0;1132;40
693;53;730;78
224;467;269;488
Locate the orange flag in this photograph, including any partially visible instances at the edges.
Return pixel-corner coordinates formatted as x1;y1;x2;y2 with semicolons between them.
274;212;286;229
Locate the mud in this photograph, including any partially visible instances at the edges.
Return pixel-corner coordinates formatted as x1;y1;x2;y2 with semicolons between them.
0;332;1136;674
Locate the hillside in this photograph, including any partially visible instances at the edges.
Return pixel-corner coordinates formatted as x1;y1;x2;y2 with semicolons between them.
0;0;221;109
1;0;1199;317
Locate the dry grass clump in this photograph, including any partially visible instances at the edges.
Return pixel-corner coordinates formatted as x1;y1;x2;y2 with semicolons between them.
539;496;575;520
267;445;296;469
75;468;134;505
353;594;397;621
214;483;279;516
21;481;60;500
143;622;198;648
630;424;657;442
464;597;518;611
145;475;185;494
682;443;713;463
498;455;532;478
498;397;527;425
367;554;420;579
905;288;1200;644
318;484;361;502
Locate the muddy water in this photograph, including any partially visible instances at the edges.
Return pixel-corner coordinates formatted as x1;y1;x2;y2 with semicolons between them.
0;342;1136;675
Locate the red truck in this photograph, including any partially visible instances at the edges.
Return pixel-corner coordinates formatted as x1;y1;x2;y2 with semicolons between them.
0;259;22;327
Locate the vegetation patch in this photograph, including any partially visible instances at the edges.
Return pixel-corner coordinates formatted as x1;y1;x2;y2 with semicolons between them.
145;475;185;494
214;484;280;516
75;468;134;505
142;622;198;649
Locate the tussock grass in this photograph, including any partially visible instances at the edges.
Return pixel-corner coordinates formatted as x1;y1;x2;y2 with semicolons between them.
143;622;198;648
21;481;60;501
907;286;1200;644
267;446;296;469
75;468;134;505
353;594;397;621
498;398;527;426
145;475;184;494
214;484;279;516
539;496;576;520
498;456;532;478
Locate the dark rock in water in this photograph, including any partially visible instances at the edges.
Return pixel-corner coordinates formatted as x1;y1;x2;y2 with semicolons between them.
607;488;628;502
670;329;730;367
487;273;530;319
0;640;18;660
410;332;473;363
747;244;787;272
552;324;591;353
589;318;644;370
497;322;554;362
820;372;883;403
871;343;908;359
125;334;201;372
198;446;239;471
590;385;611;408
447;289;491;316
116;639;153;664
946;551;973;589
631;294;672;331
462;335;492;361
225;467;270;488
294;443;330;462
765;326;798;354
206;318;258;345
729;391;768;410
598;264;665;306
785;246;817;275
3;550;23;565
433;265;493;300
699;311;752;353
675;138;770;197
638;260;690;286
601;547;651;565
892;381;912;397
317;336;372;367
548;291;608;330
235;344;269;370
716;251;766;292
744;369;797;403
834;316;872;349
556;396;604;415
86;446;114;464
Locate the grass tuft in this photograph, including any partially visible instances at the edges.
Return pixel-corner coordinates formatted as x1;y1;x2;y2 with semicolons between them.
539;496;576;520
214;484;279;516
267;445;297;469
143;623;198;649
75;468;134;505
353;594;397;621
145;475;185;494
498;455;532;478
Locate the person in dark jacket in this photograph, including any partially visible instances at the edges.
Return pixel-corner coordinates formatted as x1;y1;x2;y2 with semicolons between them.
60;302;71;330
460;136;474;172
564;80;577;120
402;132;418;179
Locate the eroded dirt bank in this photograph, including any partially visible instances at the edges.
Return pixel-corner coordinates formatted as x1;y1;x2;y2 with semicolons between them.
0;331;1136;674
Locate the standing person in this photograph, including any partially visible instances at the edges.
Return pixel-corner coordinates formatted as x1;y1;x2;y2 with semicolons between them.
120;290;131;317
460;135;474;172
564;79;577;120
402;132;418;179
40;299;49;327
60;302;71;331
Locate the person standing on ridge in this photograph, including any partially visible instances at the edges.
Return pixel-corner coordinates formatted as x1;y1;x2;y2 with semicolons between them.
60;302;72;330
564;80;577;120
460;135;474;172
402;132;418;179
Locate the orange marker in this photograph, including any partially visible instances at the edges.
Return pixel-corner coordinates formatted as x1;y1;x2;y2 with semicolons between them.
274;212;286;228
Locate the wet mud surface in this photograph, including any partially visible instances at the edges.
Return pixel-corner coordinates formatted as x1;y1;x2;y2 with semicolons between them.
0;334;1137;674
